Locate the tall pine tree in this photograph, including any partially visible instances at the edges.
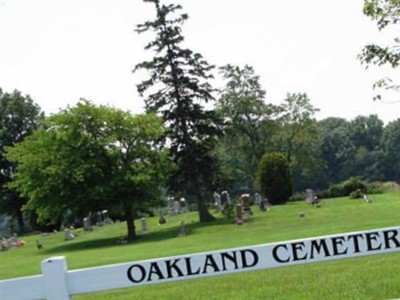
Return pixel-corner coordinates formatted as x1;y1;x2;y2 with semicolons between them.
134;0;222;222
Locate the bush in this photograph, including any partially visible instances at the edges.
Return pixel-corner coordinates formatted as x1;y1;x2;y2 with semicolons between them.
349;189;363;199
221;203;234;219
365;181;384;194
256;152;292;205
328;177;367;198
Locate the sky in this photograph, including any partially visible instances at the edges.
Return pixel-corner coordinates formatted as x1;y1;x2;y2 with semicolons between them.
0;0;399;123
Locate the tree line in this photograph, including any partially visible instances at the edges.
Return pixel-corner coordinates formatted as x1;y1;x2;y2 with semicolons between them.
1;86;398;237
1;0;398;239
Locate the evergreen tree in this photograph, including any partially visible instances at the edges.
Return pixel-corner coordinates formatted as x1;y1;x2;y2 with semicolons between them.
134;0;222;222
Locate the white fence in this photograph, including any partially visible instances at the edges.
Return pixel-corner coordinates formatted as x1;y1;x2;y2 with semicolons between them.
1;226;399;300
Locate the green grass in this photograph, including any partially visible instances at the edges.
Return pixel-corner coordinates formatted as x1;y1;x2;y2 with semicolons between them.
1;192;399;299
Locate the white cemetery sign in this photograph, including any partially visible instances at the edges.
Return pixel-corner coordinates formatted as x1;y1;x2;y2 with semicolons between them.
1;226;399;300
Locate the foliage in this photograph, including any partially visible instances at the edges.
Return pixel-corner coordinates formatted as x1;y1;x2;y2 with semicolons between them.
0;88;44;232
349;115;385;181
381;118;400;181
215;64;280;190
134;0;223;222
272;93;323;190
221;203;234;219
349;189;364;199
328;177;367;198
315;115;398;190
256;152;292;205
5;100;169;240
316;117;354;188
359;0;400;101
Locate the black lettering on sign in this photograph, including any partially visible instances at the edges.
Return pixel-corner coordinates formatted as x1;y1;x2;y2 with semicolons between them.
148;262;165;282
272;244;290;263
383;229;400;249
365;232;382;251
220;251;239;271
240;249;259;268
165;259;184;279
184;257;201;276
291;242;307;261
127;264;146;283
202;254;220;274
347;234;364;253
309;238;331;259
331;236;348;256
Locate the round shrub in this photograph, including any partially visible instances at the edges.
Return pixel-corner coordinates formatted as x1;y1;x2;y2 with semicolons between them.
256;152;292;205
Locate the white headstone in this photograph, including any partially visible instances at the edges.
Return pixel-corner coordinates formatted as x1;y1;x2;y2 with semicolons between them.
141;218;148;232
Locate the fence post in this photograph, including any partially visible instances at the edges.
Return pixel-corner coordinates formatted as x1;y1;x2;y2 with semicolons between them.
41;256;71;300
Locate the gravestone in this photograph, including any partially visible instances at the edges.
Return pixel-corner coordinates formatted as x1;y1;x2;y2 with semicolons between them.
363;194;373;203
168;197;177;215
179;197;188;213
174;201;181;214
178;221;187;236
259;197;267;212
254;193;262;206
305;189;318;205
241;193;253;215
64;228;75;241
140;218;148;233
156;208;167;224
102;210;113;225
96;211;103;226
83;217;92;231
221;190;231;206
235;204;244;225
213;191;222;213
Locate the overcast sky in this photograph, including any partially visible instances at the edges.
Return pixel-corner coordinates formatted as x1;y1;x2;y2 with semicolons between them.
1;0;399;123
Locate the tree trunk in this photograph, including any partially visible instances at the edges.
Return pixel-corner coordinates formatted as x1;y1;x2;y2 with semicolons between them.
16;210;25;233
196;192;214;222
124;205;136;241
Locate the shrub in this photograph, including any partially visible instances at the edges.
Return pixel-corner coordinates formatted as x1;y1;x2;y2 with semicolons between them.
328;177;367;198
256;152;292;205
221;203;234;219
366;181;384;194
349;189;363;199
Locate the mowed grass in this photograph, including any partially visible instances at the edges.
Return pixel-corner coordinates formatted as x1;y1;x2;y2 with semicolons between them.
0;192;399;299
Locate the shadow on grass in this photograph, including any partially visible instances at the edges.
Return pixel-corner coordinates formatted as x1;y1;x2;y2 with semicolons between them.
42;217;236;254
42;237;120;254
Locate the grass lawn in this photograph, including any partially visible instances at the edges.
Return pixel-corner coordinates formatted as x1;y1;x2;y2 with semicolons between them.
1;191;399;299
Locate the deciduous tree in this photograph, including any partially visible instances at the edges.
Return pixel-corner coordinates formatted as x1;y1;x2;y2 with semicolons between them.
381;118;400;181
272;93;323;190
216;64;280;190
359;0;400;101
6;101;169;240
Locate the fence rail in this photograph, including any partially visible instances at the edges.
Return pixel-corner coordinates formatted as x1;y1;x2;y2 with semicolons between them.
1;226;399;300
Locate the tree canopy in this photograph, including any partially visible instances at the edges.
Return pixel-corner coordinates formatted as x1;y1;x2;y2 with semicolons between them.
6;100;169;240
0;88;44;232
359;0;400;101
